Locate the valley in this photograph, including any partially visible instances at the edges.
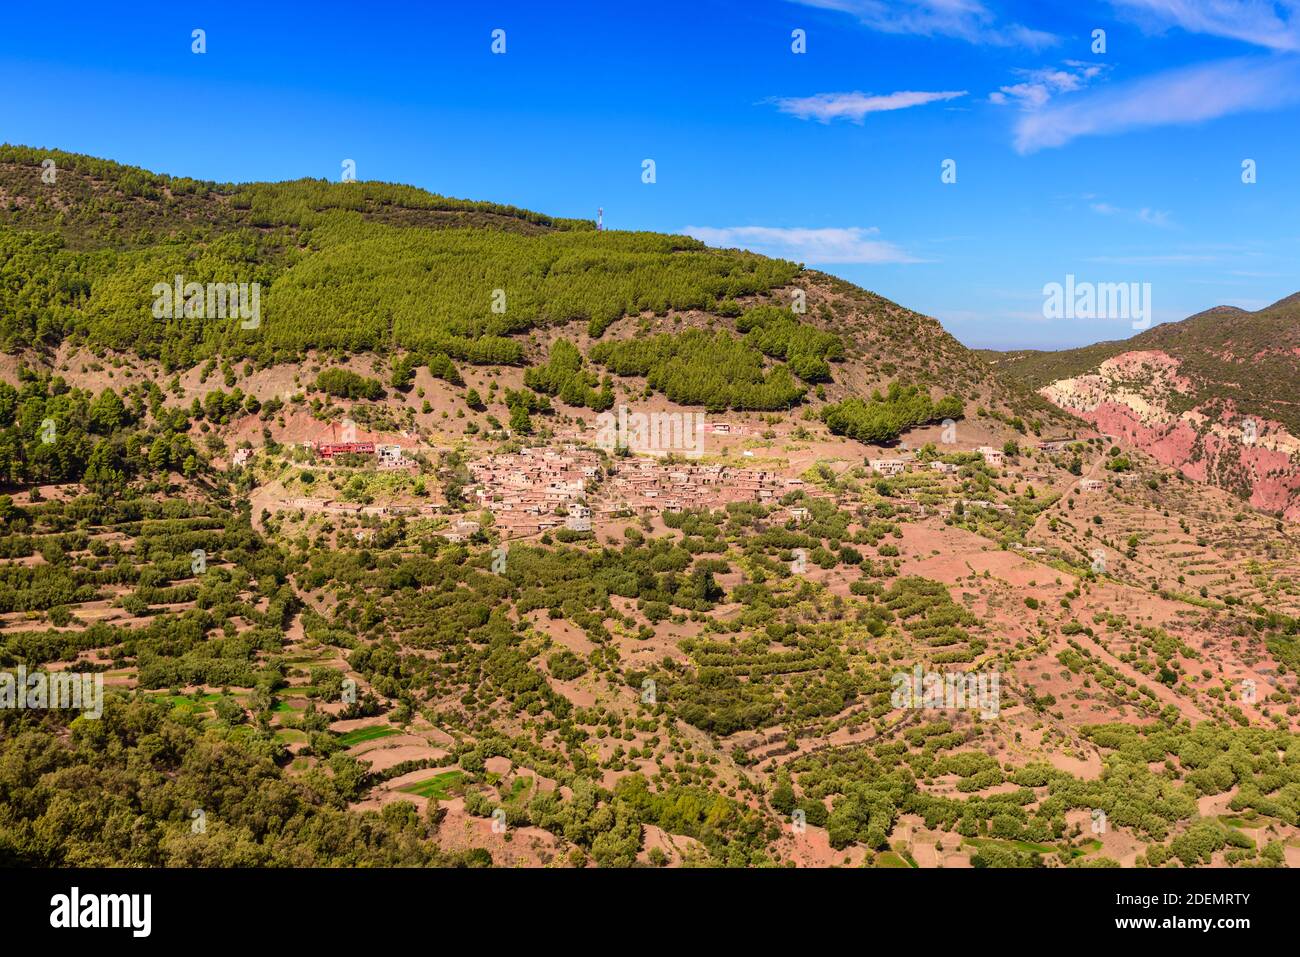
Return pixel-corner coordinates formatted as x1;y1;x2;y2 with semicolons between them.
1;149;1299;870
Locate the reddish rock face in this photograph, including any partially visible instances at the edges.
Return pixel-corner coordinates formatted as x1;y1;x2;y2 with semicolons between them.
1040;350;1300;521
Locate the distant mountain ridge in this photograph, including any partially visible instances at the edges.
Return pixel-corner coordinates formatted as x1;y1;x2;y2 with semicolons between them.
988;294;1300;519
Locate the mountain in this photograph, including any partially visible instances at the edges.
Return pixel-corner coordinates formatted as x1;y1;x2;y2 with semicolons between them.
4;148;1300;871
0;144;1063;437
985;295;1300;520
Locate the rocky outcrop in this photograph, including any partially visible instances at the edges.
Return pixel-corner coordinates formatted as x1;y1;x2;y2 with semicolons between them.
1041;350;1300;520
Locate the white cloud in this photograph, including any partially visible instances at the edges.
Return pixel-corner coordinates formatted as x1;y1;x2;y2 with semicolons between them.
1089;201;1174;227
1011;56;1300;152
681;226;922;264
989;62;1108;110
1138;207;1173;227
1113;0;1300;52
789;0;1058;48
771;89;967;123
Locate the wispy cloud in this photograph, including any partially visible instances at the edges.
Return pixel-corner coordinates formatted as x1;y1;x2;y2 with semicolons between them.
1138;208;1174;227
1011;56;1300;152
1085;253;1221;264
789;0;1058;48
1113;0;1300;52
989;61;1108;109
1089;201;1175;227
771;89;967;123
682;225;922;264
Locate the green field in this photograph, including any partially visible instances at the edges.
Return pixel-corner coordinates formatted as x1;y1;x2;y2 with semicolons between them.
336;725;401;747
874;851;914;868
398;771;466;801
152;692;225;715
965;837;1058;856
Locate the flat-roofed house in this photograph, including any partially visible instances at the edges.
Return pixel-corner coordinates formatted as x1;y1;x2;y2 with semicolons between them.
566;503;592;532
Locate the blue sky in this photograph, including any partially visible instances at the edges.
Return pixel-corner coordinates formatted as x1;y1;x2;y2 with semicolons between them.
2;0;1298;349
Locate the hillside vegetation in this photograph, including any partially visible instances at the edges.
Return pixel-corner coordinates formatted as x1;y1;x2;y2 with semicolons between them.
0;145;1065;437
3;148;1300;871
986;295;1300;435
1;145;796;364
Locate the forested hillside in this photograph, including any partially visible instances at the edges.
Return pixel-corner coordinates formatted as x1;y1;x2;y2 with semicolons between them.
0;146;1064;436
0;146;797;365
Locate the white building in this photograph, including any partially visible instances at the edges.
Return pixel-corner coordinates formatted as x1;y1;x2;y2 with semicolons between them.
977;446;1004;467
566;503;592;532
869;459;907;476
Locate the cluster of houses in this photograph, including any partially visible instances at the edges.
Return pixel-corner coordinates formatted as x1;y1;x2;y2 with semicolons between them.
236;441;411;470
271;497;433;519
870;444;1097;473
462;447;809;539
258;429;1054;545
316;441;376;458
866;446;1004;476
466;447;603;538
603;461;804;515
308;441;408;468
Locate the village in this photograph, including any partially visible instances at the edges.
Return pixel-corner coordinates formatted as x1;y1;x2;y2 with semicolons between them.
466;446;810;538
238;410;1095;545
454;439;1076;539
